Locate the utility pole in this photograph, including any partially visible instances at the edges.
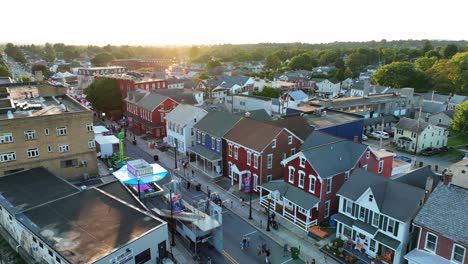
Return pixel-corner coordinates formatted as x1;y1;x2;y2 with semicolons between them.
169;188;176;247
379;116;384;150
174;139;178;170
266;198;271;232
413;100;423;167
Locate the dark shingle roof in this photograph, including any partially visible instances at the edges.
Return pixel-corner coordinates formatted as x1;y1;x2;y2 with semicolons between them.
393;166;440;192
422;101;447;114
421;92;450;103
395;117;429;132
301;131;344;150
444;110;455;119
414;184;468;244
237;109;273;122
302;140;367;178
261;181;319;209
268;116;314;141
0;167;79;213
224;118;284;152
338;169;426;222
206;75;250;89
194;112;243;138
125;90;170;111
153;89;199;105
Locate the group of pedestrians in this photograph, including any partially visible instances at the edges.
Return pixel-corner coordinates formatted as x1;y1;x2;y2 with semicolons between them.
257;242;271;263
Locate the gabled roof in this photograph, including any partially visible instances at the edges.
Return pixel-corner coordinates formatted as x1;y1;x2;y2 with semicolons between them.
393;166;439;192
260;181;319;209
125;90;171;111
421;92;450;103
224;118;284;152
414;184;468;244
153;89;200;105
236;109;273;122
165;104;207;125
301;140;367;179
422;101;446;114
444;110;455;119
338;168;426;222
194;111;243;137
206;75;250;89
287;90;308;101
268;116;314;141
395;117;429;132
301;130;344;150
449;94;467;104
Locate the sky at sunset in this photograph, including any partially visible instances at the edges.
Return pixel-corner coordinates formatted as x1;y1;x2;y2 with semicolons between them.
2;0;467;46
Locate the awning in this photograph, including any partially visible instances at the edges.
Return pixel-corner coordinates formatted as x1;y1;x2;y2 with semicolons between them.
113;163;168;184
353;220;378;236
188;145;221;161
374;231;401;250
334;213;354;227
404;249;453;264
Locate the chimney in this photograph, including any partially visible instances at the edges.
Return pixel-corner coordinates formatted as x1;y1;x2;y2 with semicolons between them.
443;170;453;185
353;136;359;143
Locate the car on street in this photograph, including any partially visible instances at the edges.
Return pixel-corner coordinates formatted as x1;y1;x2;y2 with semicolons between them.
371;131;390;139
420;147;440;156
362;134;368;141
438;146;449;153
383;128;395;137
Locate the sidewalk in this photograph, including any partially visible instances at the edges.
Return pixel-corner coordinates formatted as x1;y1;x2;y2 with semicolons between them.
133;134;339;264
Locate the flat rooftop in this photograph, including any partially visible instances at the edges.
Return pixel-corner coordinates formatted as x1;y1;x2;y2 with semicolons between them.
97;180;147;212
0;167;79;213
78;66;126;70
302;110;361;128
310;93;406;107
17;188;164;264
0;86;89;120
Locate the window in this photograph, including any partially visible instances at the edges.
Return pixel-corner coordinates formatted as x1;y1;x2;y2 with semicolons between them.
370;239;376;252
228;144;232;156
135;248;151;264
452;244;466;264
425;233;437;252
33;237;37;243
88;139;95;148
299;157;306;168
298;171;305;188
201;133;205;145
288;136;293;145
0;152;16;162
27;148;39;158
411;132;417;138
60;159;77;168
309;176;316;193
345;171;350;181
197;132;201;143
378;160;384;173
343;226;352;238
56;127;67;136
0;133;13;144
291;148;296;155
325;200;331;218
86;123;93;131
345;200;352;214
388;219;395;233
359;207;365;220
254;154;259;168
56;256;61;263
362;164;368;171
247;151;251;165
211;137;216;150
160;113;165;121
326;177;332;193
39;242;43;248
59;144;70;153
267;175;272;182
234;146;239;160
216;139;221;152
48;249;53;256
47;145;52;152
44;128;50;135
24;130;36;140
366;151;370;159
372;212;380;227
369;194;373;202
272;139;276;148
282;153;286;160
288;167;295;183
267;154;273;169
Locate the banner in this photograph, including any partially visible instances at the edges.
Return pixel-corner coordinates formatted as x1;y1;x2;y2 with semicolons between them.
244;176;251;193
171;194;183;214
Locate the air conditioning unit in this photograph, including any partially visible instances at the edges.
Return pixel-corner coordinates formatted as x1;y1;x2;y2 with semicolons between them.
81;160;88;165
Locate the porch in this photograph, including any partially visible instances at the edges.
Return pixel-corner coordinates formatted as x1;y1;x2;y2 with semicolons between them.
394;136;414;151
188;145;222;178
259;181;319;232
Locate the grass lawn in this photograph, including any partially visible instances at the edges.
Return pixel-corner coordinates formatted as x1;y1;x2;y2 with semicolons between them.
448;134;468;148
439;148;465;162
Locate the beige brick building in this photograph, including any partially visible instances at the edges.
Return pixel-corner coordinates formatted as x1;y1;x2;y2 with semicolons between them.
0;85;97;179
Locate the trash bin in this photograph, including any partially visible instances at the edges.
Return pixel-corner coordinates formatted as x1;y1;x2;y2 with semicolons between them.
195;183;201;191
153;155;159;162
291;247;300;260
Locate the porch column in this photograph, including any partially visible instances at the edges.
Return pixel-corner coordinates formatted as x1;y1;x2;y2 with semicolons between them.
282;199;286;216
203;158;206;173
294;205;297;223
239;173;243;191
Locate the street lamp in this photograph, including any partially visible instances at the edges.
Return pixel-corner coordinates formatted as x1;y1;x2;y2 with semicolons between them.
174;139;178;170
168;180;176;248
266;197;271;232
248;177;253;220
137;175;141;200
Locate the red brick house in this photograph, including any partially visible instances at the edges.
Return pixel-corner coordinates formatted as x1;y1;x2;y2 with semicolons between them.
259;131;393;232
124;90;178;138
405;170;468;264
223;117;307;192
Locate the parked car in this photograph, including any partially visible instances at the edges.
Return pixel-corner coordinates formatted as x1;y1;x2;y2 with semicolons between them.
371;131;390;139
438;146;449;153
362;134;368;141
420;147;440;156
383;128;395;137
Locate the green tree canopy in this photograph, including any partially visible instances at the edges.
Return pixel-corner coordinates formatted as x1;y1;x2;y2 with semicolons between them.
91;52;114;66
421;40;433;55
451;101;468;135
443;44;459;59
425;50;442;59
206;59;222;70
450;52;468;95
372;61;427;90
84;78;122;112
253;86;282;98
0;65;11;77
264;54;281;70
4;43;26;63
31;64;52;77
288;53;317;70
415;56;438;72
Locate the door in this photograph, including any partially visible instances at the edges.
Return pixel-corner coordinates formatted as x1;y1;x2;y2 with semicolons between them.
158;240;167;260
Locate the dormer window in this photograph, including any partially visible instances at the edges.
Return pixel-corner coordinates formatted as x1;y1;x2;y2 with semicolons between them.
369;194;373;202
299;157;306;168
366;151;370;159
272;139;276;148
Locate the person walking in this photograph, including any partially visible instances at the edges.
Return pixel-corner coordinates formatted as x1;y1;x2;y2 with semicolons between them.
283;243;289;257
240;197;245;207
206;257;211;264
191;169;194;178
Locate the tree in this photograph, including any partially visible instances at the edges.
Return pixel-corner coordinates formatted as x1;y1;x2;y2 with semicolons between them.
334;58;345;70
21;75;31;82
253;86;282;98
425;50;442;59
450;52;468;95
84;78;122;112
91;52;114;66
346;52;367;73
44;43;56;64
451;101;468;135
415;56;437;72
4;43;26;63
372;61;427;90
319;49;340;66
264;54;281;70
31;64;52;77
0;65;11;77
206;60;222;70
443;44;459;59
421;40;433;55
288;53;317;70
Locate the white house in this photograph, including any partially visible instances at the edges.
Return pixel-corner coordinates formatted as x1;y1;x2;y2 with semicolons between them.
393;118;448;153
165;104;208;153
316;79;341;98
224;94;273;115
335;168;427;264
427;110;454;128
